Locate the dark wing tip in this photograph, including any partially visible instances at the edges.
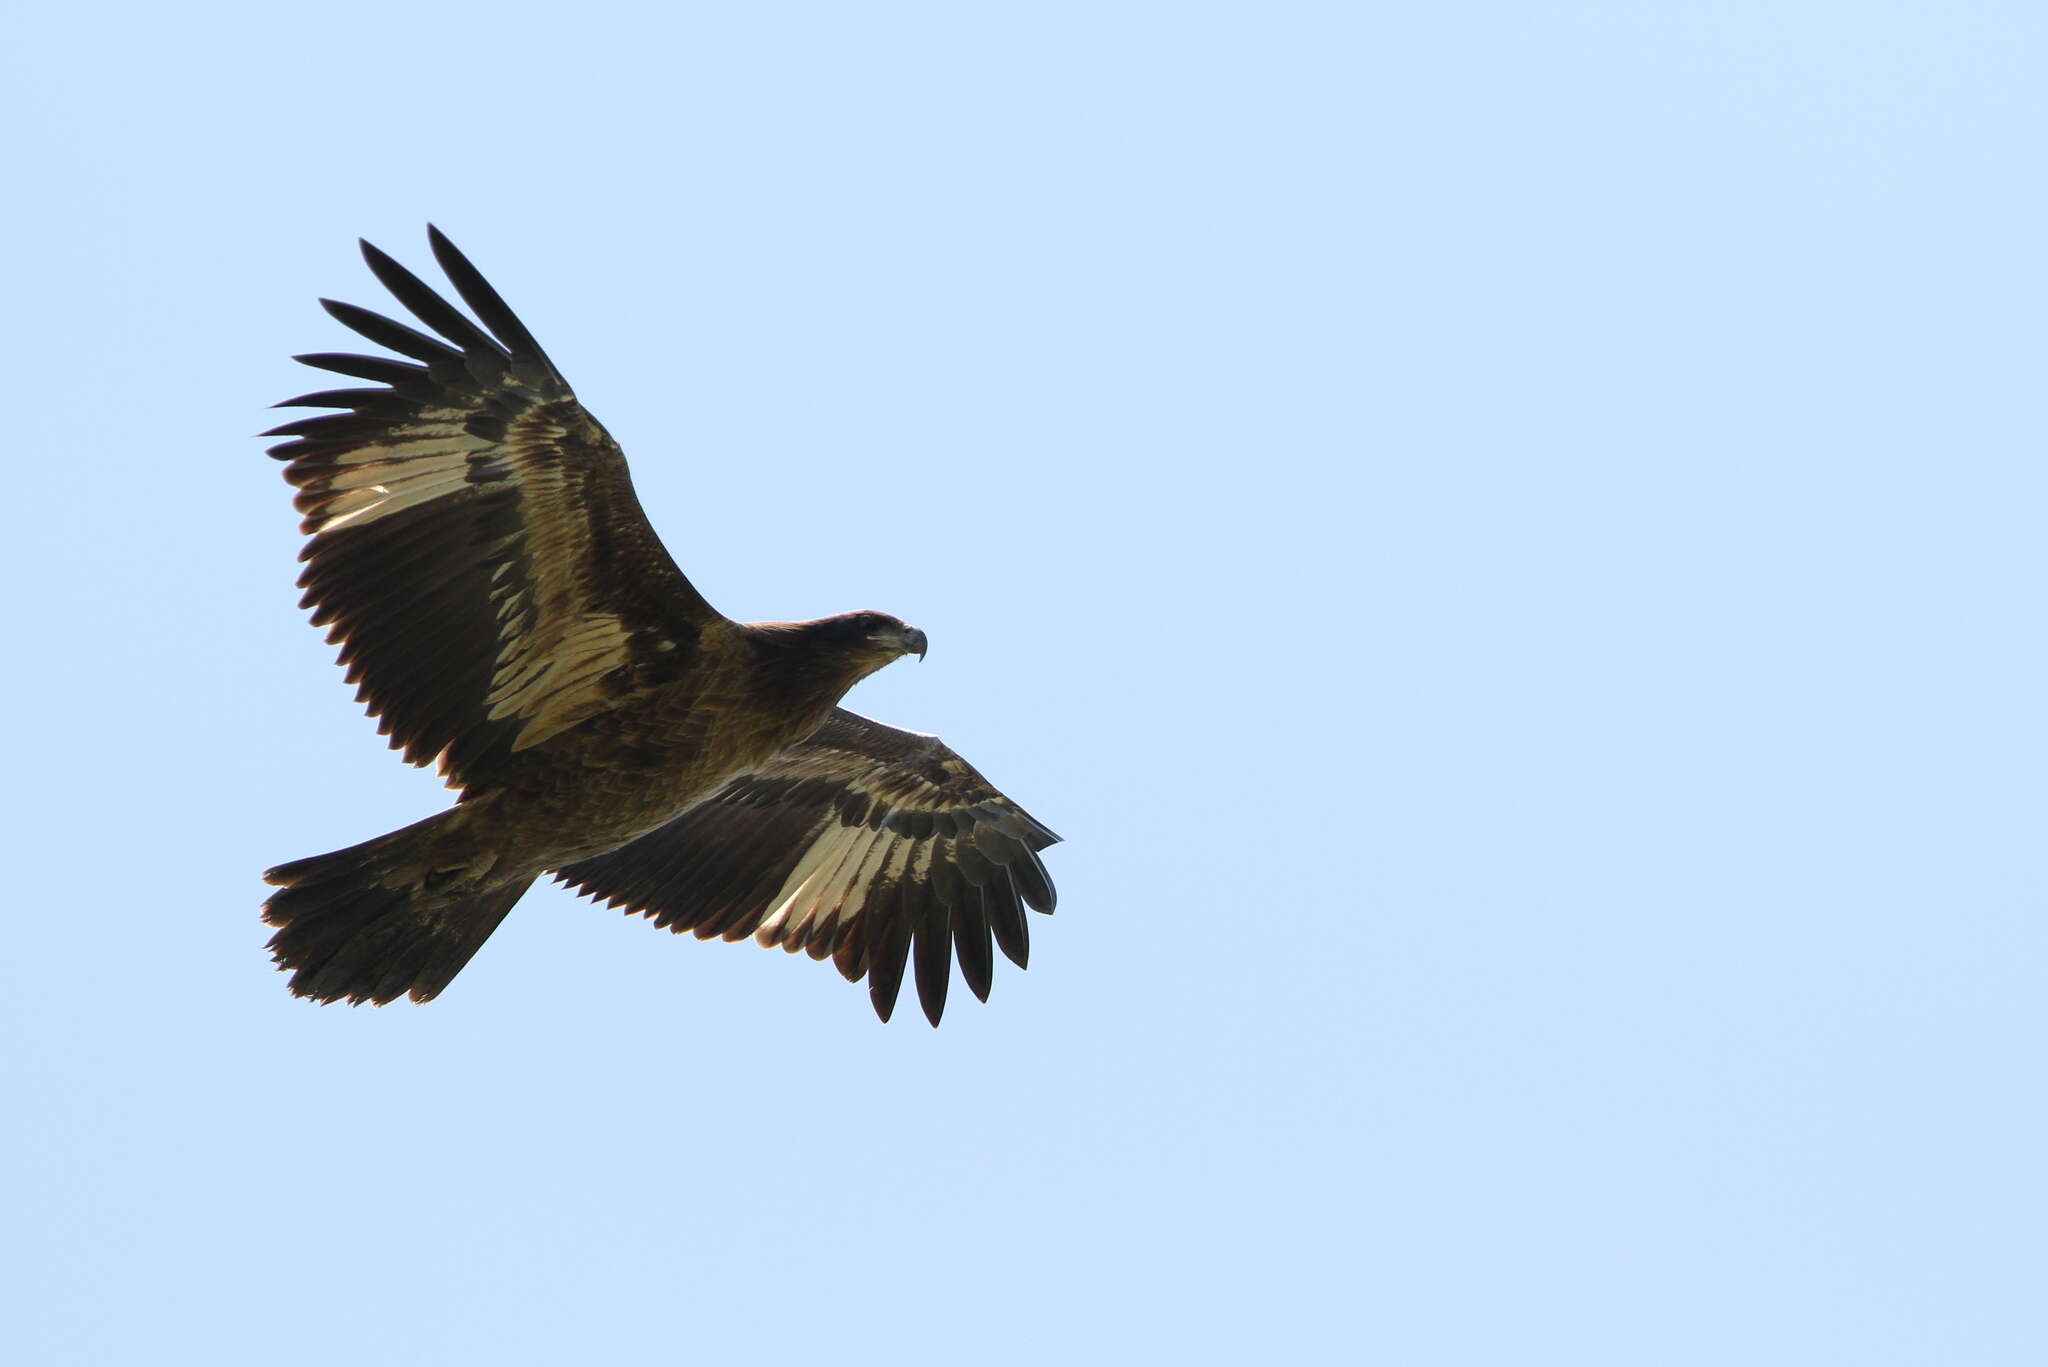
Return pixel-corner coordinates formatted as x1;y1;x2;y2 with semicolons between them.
317;297;460;364
353;236;507;358
1012;847;1057;915
913;916;951;1027
422;225;560;378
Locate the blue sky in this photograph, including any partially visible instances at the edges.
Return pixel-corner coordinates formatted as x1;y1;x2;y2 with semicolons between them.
5;3;2044;1363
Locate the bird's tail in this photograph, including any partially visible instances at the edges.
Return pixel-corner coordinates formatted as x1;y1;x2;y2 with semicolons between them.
261;816;534;1004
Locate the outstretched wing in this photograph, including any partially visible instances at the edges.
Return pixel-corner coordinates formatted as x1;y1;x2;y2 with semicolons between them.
265;227;725;788
553;709;1060;1025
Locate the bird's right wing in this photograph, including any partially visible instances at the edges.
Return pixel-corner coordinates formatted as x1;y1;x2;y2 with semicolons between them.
265;228;728;788
553;709;1061;1025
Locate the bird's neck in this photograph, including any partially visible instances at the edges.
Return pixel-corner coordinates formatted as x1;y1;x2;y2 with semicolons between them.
739;622;879;737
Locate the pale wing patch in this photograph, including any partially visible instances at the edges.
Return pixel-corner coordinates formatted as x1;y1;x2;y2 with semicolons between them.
755;820;871;946
296;404;647;754
794;826;897;951
477;419;646;752
800;837;918;961
294;414;497;535
751;816;933;956
484;609;634;749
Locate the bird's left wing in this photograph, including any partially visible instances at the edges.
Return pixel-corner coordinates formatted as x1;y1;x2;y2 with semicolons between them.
553;709;1060;1024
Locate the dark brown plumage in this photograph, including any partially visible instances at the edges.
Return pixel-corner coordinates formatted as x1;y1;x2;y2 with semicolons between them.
261;228;1058;1024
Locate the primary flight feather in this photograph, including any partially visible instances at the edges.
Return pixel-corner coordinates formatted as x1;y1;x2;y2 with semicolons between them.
260;227;1058;1024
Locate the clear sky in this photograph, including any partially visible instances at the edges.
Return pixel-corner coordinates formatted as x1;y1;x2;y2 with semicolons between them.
4;3;2043;1363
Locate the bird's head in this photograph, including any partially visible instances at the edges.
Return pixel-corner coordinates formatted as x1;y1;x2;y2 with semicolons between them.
750;610;927;690
827;610;928;669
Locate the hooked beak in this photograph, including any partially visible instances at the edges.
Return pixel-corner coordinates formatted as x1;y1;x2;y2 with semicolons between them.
900;625;928;661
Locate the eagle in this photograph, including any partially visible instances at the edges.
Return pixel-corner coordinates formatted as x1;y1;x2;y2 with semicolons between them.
260;228;1059;1025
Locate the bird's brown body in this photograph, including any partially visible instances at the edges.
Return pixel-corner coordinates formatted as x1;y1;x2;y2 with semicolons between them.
261;230;1057;1023
369;624;895;899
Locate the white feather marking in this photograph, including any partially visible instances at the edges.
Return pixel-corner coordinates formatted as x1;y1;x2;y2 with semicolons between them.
358;477;470;522
751;868;820;943
826;828;907;929
316;497;387;532
755;823;866;945
319;450;477;492
311;462;480;531
820;835;909;939
791;827;888;947
784;825;881;940
484;615;630;725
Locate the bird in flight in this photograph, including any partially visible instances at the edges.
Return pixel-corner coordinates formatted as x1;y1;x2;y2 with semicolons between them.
260;228;1059;1024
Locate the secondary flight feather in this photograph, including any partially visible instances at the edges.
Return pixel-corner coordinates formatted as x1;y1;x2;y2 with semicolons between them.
260;227;1059;1024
